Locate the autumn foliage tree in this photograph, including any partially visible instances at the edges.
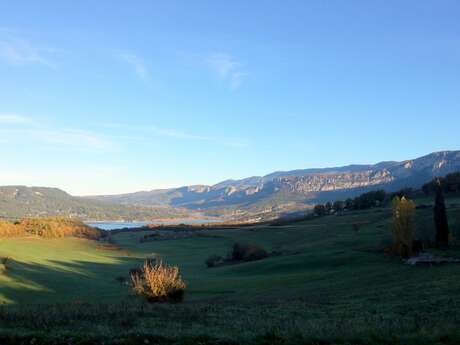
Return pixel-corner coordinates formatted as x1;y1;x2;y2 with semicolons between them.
434;179;449;248
392;196;416;258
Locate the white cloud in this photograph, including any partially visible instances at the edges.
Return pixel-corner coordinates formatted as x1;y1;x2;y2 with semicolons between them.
117;51;149;80
103;122;249;148
0;113;115;152
205;53;247;90
147;126;209;141
0;37;56;68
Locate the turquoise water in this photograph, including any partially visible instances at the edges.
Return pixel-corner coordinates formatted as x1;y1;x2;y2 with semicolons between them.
86;218;220;230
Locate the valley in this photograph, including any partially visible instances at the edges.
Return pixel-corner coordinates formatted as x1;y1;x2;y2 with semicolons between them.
0;189;460;343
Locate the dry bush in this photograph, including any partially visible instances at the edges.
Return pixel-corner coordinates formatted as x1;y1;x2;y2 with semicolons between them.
392;196;416;258
130;260;186;303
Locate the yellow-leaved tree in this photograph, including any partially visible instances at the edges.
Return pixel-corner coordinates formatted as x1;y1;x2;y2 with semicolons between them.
392;196;416;258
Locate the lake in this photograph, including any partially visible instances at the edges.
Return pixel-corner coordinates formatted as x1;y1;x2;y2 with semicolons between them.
86;218;221;230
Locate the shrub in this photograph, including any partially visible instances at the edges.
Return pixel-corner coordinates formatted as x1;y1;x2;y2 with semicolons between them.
205;254;223;268
130;260;186;303
230;242;268;262
392;196;416;258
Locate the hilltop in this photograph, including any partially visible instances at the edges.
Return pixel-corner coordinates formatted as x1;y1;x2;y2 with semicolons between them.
0;186;192;221
2;150;459;221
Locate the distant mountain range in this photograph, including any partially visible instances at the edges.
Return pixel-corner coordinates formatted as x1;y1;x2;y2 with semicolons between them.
0;186;191;221
1;150;459;221
89;150;460;218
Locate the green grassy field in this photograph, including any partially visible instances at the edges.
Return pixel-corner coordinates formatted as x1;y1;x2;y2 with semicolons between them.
0;196;460;344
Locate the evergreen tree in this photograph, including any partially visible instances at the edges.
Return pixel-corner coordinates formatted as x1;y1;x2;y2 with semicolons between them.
434;179;449;248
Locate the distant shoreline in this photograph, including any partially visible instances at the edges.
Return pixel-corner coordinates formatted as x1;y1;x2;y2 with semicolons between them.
85;217;225;230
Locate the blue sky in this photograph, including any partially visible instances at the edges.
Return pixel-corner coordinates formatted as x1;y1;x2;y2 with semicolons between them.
0;1;459;195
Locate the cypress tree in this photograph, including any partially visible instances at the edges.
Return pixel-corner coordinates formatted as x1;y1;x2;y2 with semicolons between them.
434;179;449;247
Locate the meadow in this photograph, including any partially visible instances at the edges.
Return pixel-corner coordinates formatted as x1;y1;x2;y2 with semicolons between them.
0;196;460;344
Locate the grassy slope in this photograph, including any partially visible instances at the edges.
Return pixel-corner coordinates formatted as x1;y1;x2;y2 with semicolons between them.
0;196;459;343
0;238;144;304
1;197;459;305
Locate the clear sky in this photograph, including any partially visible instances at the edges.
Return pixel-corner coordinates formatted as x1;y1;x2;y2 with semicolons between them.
0;1;459;195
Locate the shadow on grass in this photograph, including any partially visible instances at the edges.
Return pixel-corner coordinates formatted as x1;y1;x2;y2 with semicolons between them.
0;255;144;304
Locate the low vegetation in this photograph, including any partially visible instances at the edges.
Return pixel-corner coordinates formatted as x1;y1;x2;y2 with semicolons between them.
230;242;268;262
130;260;186;303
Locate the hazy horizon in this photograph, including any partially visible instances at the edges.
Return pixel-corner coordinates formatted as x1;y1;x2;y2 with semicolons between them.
1;1;460;195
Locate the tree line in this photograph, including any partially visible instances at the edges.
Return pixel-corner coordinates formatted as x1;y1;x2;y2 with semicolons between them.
313;189;389;216
422;172;460;195
313;172;460;218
